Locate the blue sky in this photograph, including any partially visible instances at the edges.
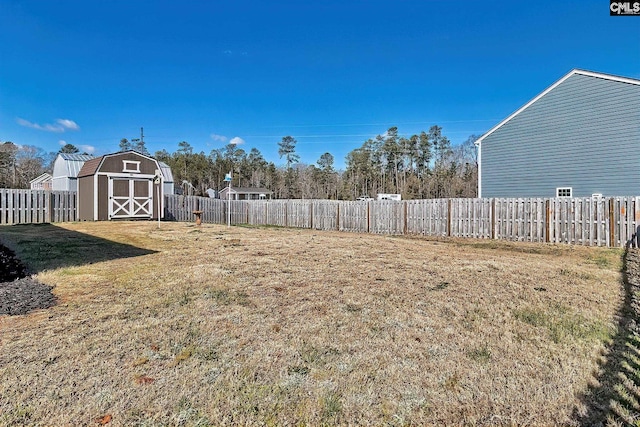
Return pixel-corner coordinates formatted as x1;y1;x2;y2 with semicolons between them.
1;0;638;169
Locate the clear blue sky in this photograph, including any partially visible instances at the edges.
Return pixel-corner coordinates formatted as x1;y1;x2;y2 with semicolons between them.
1;0;638;169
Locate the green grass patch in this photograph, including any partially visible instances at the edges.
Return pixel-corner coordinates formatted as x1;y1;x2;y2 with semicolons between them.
467;345;492;363
586;248;623;270
320;391;343;424
514;304;613;344
203;287;251;306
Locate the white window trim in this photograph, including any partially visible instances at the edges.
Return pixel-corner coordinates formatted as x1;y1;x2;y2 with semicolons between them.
556;187;572;198
123;160;141;173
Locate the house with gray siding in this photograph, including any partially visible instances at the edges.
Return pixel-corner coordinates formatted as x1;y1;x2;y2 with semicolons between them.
475;69;640;198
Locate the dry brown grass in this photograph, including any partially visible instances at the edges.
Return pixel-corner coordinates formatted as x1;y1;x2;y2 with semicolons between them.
0;221;625;426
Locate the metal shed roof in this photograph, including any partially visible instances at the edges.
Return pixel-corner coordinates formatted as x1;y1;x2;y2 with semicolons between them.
158;161;174;183
29;173;52;184
57;153;95;178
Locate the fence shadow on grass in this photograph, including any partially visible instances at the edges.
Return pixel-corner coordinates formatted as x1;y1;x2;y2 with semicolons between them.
0;223;157;273
574;249;640;426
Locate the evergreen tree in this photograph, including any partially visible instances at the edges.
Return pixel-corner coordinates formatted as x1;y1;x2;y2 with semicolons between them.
58;143;80;154
278;136;300;197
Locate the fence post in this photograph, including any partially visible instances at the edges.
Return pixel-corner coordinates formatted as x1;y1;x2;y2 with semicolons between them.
447;199;452;237
491;198;496;240
403;201;408;235
367;201;370;233
310;201;314;230
609;198;616;247
545;199;550;243
47;191;53;223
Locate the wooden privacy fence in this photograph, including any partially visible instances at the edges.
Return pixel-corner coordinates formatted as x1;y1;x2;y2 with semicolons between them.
1;191;638;248
0;189;76;224
166;195;640;248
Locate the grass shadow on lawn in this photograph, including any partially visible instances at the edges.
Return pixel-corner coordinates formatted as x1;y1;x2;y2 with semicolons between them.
575;249;640;425
0;223;157;274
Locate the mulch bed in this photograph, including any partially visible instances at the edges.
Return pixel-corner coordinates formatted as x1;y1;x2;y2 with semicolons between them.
0;244;56;316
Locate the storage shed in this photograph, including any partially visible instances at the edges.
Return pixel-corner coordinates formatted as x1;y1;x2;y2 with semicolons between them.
52;153;95;191
158;161;175;195
29;173;52;190
475;69;640;198
77;151;165;221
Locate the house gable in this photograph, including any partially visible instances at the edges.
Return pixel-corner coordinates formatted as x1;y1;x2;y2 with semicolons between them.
477;69;640;198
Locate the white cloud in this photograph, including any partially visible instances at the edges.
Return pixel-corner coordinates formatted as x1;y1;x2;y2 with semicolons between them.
16;118;54;131
56;119;79;131
78;144;95;154
58;140;67;146
17;117;80;132
210;133;228;142
229;137;245;145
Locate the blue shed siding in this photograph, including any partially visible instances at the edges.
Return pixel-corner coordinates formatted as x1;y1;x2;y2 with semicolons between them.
481;73;640;197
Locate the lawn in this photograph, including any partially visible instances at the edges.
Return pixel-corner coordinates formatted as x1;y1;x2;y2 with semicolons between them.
0;221;627;426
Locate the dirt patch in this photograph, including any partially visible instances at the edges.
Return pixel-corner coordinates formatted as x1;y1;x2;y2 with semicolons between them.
0;243;56;316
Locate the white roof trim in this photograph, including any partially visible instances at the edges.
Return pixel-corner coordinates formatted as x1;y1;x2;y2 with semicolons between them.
474;69;640;146
29;173;52;184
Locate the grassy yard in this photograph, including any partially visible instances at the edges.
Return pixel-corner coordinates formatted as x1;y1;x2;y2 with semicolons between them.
0;221;626;426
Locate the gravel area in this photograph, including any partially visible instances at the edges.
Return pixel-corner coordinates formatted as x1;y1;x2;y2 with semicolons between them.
0;243;56;316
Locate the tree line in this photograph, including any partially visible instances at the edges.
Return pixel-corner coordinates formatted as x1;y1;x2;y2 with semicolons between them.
1;125;478;199
0;142;55;189
155;125;477;199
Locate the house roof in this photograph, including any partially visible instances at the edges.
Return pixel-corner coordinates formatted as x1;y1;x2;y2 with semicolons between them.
29;173;52;184
475;69;640;146
219;187;273;194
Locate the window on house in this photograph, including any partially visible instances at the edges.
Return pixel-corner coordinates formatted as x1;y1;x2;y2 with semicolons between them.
123;160;141;173
556;187;572;197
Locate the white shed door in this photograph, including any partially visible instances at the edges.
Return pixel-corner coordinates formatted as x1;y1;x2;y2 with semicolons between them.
109;177;153;219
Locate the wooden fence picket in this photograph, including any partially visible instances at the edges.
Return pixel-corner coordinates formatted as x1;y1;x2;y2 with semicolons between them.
3;189;640;247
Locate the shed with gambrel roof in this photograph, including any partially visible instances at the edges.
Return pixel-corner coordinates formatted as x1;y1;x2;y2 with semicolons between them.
77;151;166;221
51;153;95;191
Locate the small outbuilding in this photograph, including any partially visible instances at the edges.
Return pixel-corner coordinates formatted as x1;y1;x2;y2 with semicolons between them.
158;161;175;195
218;187;273;200
52;153;95;191
77;151;165;221
29;173;52;190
